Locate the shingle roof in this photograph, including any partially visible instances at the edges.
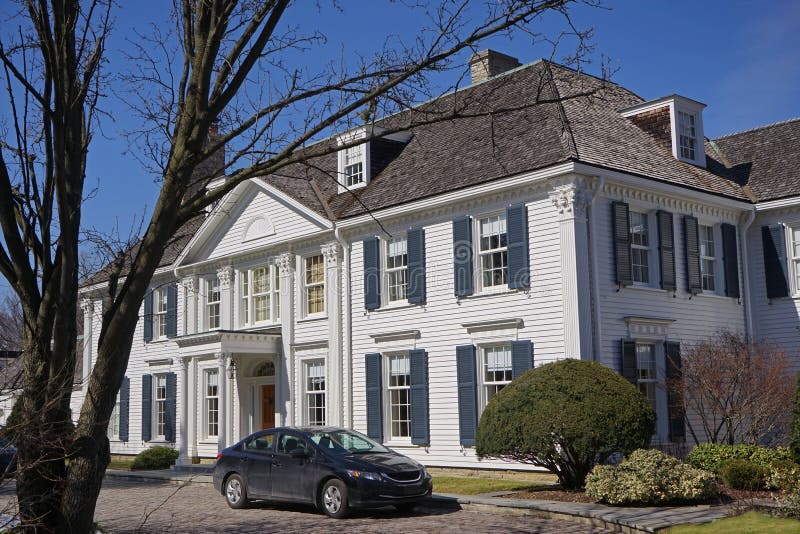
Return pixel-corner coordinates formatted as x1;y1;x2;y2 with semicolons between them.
709;118;800;202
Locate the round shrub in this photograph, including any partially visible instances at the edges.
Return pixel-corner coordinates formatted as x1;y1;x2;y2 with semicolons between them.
719;459;768;491
686;443;792;474
585;449;718;505
131;446;179;470
475;359;655;489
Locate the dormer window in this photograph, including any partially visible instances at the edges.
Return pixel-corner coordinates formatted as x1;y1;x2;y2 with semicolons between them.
344;144;365;187
678;111;697;161
336;126;411;194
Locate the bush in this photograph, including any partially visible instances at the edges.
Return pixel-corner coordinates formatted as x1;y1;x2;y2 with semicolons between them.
791;373;800;463
767;460;800;491
686;443;792;473
585;449;717;505
475;360;655;489
131;446;179;470
719;459;768;491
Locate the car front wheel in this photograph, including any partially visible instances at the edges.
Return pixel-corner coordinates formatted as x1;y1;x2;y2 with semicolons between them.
224;474;248;509
321;479;349;519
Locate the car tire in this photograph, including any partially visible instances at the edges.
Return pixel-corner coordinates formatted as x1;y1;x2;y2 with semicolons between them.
320;479;349;519
224;474;249;509
394;503;416;513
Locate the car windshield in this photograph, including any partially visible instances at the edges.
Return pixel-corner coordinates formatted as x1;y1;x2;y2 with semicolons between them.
308;429;389;454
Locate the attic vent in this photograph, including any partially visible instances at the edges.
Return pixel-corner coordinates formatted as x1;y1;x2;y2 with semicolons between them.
468;50;521;84
243;215;275;242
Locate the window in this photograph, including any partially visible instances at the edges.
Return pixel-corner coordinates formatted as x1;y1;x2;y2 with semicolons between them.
205;369;219;438
154;374;167;439
478;214;508;288
792;226;800;293
304;360;326;426
700;225;716;292
304;255;325;315
153;288;168;339
206;278;221;330
273;267;281;320
386;237;408;302
481;345;512;411
678;111;696;161
386;354;411;439
240;265;280;326
630;211;650;284
108;392;121;440
343;144;364;187
244;433;274;453
635;344;658;413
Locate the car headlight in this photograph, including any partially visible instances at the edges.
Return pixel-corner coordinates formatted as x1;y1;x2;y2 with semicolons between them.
346;470;382;481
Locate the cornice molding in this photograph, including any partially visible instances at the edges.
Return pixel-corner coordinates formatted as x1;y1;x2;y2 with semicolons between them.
604;182;739;222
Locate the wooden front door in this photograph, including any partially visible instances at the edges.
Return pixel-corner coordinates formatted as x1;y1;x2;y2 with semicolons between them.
261;384;275;430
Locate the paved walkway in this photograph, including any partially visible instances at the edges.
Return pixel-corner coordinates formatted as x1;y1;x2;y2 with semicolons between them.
103;468;743;533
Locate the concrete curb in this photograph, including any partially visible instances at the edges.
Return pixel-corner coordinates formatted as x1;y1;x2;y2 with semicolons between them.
105;470;737;533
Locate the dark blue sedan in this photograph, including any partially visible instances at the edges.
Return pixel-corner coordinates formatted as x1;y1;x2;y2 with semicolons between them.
212;427;432;518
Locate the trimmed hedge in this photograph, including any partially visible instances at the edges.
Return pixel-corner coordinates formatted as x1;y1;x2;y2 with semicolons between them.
131;446;179;470
719;459;768;491
686;443;792;474
585;449;718;505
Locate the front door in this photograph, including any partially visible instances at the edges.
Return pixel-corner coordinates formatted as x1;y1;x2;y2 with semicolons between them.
261;384;275;430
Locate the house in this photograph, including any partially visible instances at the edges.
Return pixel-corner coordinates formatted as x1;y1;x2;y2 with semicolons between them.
76;50;800;469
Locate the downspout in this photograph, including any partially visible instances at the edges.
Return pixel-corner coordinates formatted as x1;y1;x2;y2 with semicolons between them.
588;175;606;361
334;223;353;427
740;207;757;340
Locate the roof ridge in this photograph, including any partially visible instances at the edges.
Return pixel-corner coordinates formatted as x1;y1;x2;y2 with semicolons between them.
714;117;800;140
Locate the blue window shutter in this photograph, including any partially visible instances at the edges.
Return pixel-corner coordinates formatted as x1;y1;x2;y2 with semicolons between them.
363;237;381;310
453;216;474;297
141;374;152;441
143;291;153;342
511;340;533;380
665;342;685;442
409;349;429;445
365;353;383;442
119;376;130;442
721;223;740;299
407;227;427;304
166;284;178;338
657;211;676;291
612;202;632;286
165;372;177;442
762;225;789;299
684;216;702;294
456;345;477;447
621;339;637;384
506;204;530;289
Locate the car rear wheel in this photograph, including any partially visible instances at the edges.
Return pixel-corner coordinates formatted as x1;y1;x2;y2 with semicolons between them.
321;479;349;519
224;474;248;509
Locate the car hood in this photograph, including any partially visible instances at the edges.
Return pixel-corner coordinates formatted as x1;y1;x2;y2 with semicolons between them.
336;452;421;474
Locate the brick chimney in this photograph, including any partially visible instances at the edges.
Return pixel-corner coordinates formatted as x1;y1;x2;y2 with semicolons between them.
468;50;521;84
186;125;226;200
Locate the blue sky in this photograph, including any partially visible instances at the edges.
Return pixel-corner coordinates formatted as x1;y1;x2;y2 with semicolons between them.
1;0;799;297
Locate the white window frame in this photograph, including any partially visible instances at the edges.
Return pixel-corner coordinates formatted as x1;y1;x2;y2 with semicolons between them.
677;111;697;162
303;359;326;426
790;224;800;296
153;287;168;340
302;254;326;317
632;341;669;442
475;212;508;292
239;265;280;328
153;373;168;440
337;138;370;193
108;392;121;441
384;235;408;305
478;344;513;416
699;224;717;292
383;352;411;443
204;369;219;439
629;210;657;287
205;278;221;331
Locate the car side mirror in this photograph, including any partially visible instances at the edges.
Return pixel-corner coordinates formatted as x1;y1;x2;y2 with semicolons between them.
289;448;308;459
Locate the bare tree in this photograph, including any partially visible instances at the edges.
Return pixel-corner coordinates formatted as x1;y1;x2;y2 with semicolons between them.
0;0;604;530
669;331;795;447
0;295;22;352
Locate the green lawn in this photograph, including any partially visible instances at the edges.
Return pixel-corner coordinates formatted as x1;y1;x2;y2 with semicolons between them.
107;458;135;470
670;512;800;533
432;476;544;495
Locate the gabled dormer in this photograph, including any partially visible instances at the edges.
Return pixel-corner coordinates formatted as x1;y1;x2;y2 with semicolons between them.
336;126;410;193
620;95;707;168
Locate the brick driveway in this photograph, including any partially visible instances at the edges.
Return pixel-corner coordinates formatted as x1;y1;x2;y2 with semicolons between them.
83;478;613;533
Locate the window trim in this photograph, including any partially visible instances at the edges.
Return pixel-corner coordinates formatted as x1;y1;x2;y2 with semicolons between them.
629;210;652;286
152;373;168;441
238;264;280;328
699;224;717;293
383;352;412;444
301;254;326;318
205;277;221;331
677;110;697;162
302;358;326;427
474;211;509;293
477;343;513;417
383;235;409;306
337;140;370;193
108;392;121;441
632;341;669;442
790;224;800;296
204;368;219;439
152;287;168;340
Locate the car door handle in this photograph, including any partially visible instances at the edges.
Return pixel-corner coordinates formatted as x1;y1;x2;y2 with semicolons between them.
272;460;282;468
240;457;248;463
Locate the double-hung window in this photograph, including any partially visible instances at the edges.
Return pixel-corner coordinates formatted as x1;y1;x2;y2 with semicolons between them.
678;111;697;161
205;369;219;438
386;354;411;440
791;226;800;293
241;266;279;326
154;374;168;439
630;211;650;284
478;214;508;289
304;360;326;426
108;392;121;440
386;237;408;303
700;225;716;291
304;255;325;316
206;278;221;330
153;288;168;339
635;344;658;413
481;345;512;411
343;144;364;187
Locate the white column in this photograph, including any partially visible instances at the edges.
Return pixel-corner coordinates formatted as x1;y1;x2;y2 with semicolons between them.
177;356;190;465
216;351;229;451
188;357;198;460
181;277;197;335
550;183;594;360
276;253;295;426
322;242;343;426
80;299;94;393
217;266;234;330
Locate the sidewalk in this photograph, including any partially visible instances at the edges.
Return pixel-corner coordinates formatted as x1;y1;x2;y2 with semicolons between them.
104;468;744;533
